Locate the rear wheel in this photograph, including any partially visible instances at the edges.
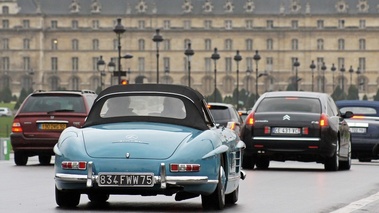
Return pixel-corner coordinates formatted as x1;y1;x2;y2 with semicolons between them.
226;186;239;205
55;186;80;208
201;160;225;210
325;140;339;171
14;152;28;166
88;193;110;203
39;155;52;165
256;157;270;169
242;155;255;169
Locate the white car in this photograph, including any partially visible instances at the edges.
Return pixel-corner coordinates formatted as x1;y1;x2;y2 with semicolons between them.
0;107;12;117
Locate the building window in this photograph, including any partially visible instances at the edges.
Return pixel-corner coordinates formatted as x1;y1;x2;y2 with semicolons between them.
71;77;79;90
2;57;9;71
245;20;253;29
52;39;58;50
205;58;212;72
291;39;298;50
267;39;273;50
338;39;345;50
163;39;171;50
138;39;145;51
338;58;345;70
246;57;253;71
23;39;30;50
72;20;79;29
72;39;79;50
184;39;191;49
225;39;233;50
2;38;9;50
22;20;30;28
267;20;274;29
316;57;324;71
205;39;212;51
51;20;58;29
204;20;212;29
291;20;298;29
317;20;324;29
138;57;145;73
225;57;232;74
92;20;99;29
2;6;9;14
246;39;253;51
338;20;345;29
23;57;30;71
184;20;191;29
317;39;324;50
359;20;366;29
51;57;58;71
359;57;366;72
225;20;232;30
113;39;117;50
163;20;170;29
266;57;273;71
92;39;99;50
92;57;99;71
2;20;9;29
138;20;145;29
163;57;170;71
359;39;366;50
72;57;79;71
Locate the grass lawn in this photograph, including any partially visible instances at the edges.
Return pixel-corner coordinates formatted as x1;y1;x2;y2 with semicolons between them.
0;102;15;138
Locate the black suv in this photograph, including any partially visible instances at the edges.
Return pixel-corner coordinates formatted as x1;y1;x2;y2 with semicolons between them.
10;90;97;165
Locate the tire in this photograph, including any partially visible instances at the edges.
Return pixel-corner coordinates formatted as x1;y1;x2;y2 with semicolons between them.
242;155;255;169
226;186;239;205
39;155;52;165
201;164;225;210
339;140;351;170
55;186;80;208
88;193;110;203
358;158;371;162
325;140;339;171
256;157;270;169
14;152;28;166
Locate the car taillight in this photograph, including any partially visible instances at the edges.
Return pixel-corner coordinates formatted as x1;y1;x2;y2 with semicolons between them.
170;163;200;172
61;161;87;170
227;122;236;130
11;120;23;133
264;126;271;134
320;113;329;127
352;115;365;119
245;112;255;126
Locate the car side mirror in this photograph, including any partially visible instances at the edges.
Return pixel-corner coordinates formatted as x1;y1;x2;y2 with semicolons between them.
342;111;354;119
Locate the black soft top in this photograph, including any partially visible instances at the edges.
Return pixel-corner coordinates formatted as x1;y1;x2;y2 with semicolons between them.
83;84;215;130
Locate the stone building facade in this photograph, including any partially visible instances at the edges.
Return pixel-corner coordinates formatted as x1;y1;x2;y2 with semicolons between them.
0;0;378;98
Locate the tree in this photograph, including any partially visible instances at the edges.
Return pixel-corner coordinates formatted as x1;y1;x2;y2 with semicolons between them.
206;88;223;102
14;87;34;109
331;85;347;101
373;89;379;101
286;83;296;91
362;94;368;100
1;86;12;103
346;85;359;100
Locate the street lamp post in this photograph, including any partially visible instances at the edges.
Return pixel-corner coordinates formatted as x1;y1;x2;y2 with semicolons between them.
331;63;336;90
113;18;126;85
349;66;354;87
107;58;115;85
340;64;346;92
152;29;163;84
356;67;361;92
211;48;220;101
184;42;194;87
234;50;242;110
97;55;106;90
253;50;261;101
321;62;327;93
246;67;251;95
293;58;300;91
309;60;316;92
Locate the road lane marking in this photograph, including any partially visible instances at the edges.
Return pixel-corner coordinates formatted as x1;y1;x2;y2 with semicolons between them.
331;191;379;213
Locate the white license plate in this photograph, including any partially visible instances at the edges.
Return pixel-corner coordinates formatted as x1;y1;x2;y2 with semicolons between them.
98;173;154;187
349;128;367;134
272;127;301;135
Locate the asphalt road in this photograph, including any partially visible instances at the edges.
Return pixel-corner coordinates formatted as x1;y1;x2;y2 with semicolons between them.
1;156;379;213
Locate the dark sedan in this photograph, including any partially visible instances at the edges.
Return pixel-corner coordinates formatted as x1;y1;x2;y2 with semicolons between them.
336;100;379;162
208;102;243;135
240;91;353;171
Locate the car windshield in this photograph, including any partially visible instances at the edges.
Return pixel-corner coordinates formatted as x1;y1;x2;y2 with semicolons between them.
21;95;86;113
256;97;321;113
100;95;186;119
209;107;231;122
339;106;377;116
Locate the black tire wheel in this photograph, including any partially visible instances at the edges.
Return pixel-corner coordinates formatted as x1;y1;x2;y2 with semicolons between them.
55;186;80;208
358;158;372;162
325;140;339;171
256;157;270;169
242;155;255;169
339;140;351;170
226;186;239;205
88;193;110;203
14;152;28;166
39;155;52;165
201;165;226;210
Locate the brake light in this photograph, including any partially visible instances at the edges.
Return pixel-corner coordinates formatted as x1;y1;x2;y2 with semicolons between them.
61;161;87;170
11;120;23;133
170;163;200;172
227;122;236;130
264;126;271;134
352;115;365;119
320;113;329;127
245;112;255;125
302;127;309;135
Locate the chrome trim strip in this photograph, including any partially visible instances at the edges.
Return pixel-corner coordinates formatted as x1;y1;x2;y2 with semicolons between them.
347;122;369;127
36;120;69;123
253;137;320;141
86;161;93;187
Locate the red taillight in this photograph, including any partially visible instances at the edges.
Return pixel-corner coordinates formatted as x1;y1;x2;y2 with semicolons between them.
302;127;309;135
245;112;255;125
170;163;200;172
61;161;87;170
320;113;329;127
264;126;271;134
11;120;23;133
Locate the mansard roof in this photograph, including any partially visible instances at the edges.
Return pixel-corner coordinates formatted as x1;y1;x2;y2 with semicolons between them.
13;0;379;16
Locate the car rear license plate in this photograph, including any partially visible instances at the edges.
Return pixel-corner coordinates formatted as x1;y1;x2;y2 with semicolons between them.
98;173;154;187
349;128;366;134
272;127;301;135
40;123;67;130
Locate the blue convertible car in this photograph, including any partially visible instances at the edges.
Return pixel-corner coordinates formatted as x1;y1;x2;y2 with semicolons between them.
54;84;246;210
